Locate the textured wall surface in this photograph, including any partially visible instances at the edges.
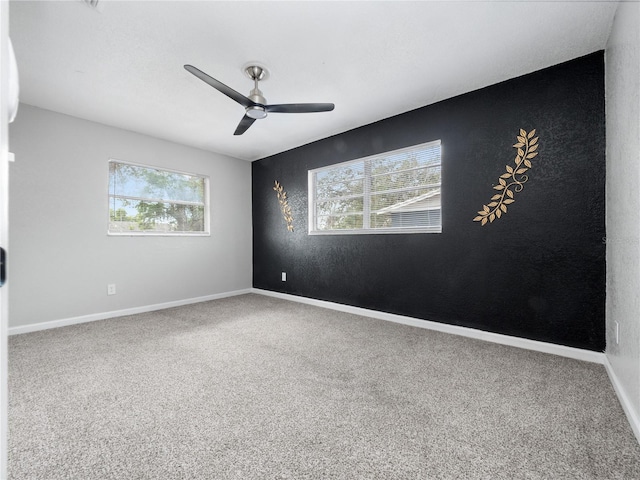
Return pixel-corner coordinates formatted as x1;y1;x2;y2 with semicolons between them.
253;53;606;351
606;3;640;429
9;105;252;328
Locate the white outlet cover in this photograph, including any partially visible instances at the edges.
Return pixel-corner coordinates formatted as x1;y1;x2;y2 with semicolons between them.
281;272;286;282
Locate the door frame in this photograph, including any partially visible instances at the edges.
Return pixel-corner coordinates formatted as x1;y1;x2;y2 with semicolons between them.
1;0;11;477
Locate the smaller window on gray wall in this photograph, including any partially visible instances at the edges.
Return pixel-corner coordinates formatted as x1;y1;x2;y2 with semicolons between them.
308;140;442;235
108;160;210;236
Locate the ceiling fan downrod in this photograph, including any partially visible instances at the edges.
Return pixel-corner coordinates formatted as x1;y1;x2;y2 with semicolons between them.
245;65;268;119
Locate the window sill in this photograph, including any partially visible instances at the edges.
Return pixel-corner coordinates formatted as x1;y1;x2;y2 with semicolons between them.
107;231;211;237
308;227;441;235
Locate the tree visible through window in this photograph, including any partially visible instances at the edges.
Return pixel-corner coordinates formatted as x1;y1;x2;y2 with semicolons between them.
309;140;441;234
108;160;209;235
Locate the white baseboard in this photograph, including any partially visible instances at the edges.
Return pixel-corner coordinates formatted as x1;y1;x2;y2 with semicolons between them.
603;356;640;444
11;286;608;365
251;288;606;365
8;288;252;336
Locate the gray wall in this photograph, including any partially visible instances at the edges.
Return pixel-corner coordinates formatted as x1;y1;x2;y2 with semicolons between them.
606;2;640;431
8;104;252;328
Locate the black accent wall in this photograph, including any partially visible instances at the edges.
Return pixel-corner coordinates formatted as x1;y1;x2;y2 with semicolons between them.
252;52;605;351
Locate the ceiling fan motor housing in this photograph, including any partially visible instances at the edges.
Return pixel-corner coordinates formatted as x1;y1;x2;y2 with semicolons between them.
246;66;268;119
247;87;268;119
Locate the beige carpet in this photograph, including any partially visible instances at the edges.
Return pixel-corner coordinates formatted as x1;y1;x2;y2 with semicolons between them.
8;294;640;479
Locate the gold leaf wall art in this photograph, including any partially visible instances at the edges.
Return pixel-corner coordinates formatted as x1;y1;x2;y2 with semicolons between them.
273;180;294;232
473;129;539;226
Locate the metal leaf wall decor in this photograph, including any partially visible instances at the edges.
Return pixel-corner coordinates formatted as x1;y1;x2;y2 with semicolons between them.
273;180;294;232
473;129;539;226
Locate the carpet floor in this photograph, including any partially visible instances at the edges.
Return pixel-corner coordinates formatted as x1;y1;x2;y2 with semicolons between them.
8;294;640;479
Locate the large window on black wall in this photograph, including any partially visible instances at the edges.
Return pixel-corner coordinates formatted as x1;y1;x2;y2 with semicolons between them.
308;140;442;234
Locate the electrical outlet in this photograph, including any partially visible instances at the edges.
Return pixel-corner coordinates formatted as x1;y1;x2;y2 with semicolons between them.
615;321;619;345
107;284;116;295
281;272;286;282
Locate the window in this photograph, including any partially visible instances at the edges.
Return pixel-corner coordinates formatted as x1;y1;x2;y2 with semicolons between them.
308;140;441;234
108;160;209;235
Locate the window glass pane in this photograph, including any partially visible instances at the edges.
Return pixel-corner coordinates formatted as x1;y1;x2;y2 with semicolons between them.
108;160;208;235
371;186;440;212
371;165;441;194
309;140;441;234
109;162;205;203
315;163;365;200
370;212;392;229
109;197;205;233
316;214;364;231
370;147;440;174
316;163;365;183
316;198;364;217
372;209;441;229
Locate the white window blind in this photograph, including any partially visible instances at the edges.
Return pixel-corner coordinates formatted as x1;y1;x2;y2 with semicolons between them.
308;140;441;234
108;160;209;235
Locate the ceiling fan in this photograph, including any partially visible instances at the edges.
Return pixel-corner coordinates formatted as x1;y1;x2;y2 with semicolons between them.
184;64;335;136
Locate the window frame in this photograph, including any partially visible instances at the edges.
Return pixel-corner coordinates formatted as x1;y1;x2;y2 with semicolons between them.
107;159;211;237
308;140;442;235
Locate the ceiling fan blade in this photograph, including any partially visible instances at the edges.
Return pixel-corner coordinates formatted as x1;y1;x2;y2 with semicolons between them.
184;65;254;108
234;114;256;136
265;103;335;114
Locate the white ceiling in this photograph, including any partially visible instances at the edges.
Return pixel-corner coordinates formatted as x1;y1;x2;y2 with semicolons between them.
9;1;618;161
